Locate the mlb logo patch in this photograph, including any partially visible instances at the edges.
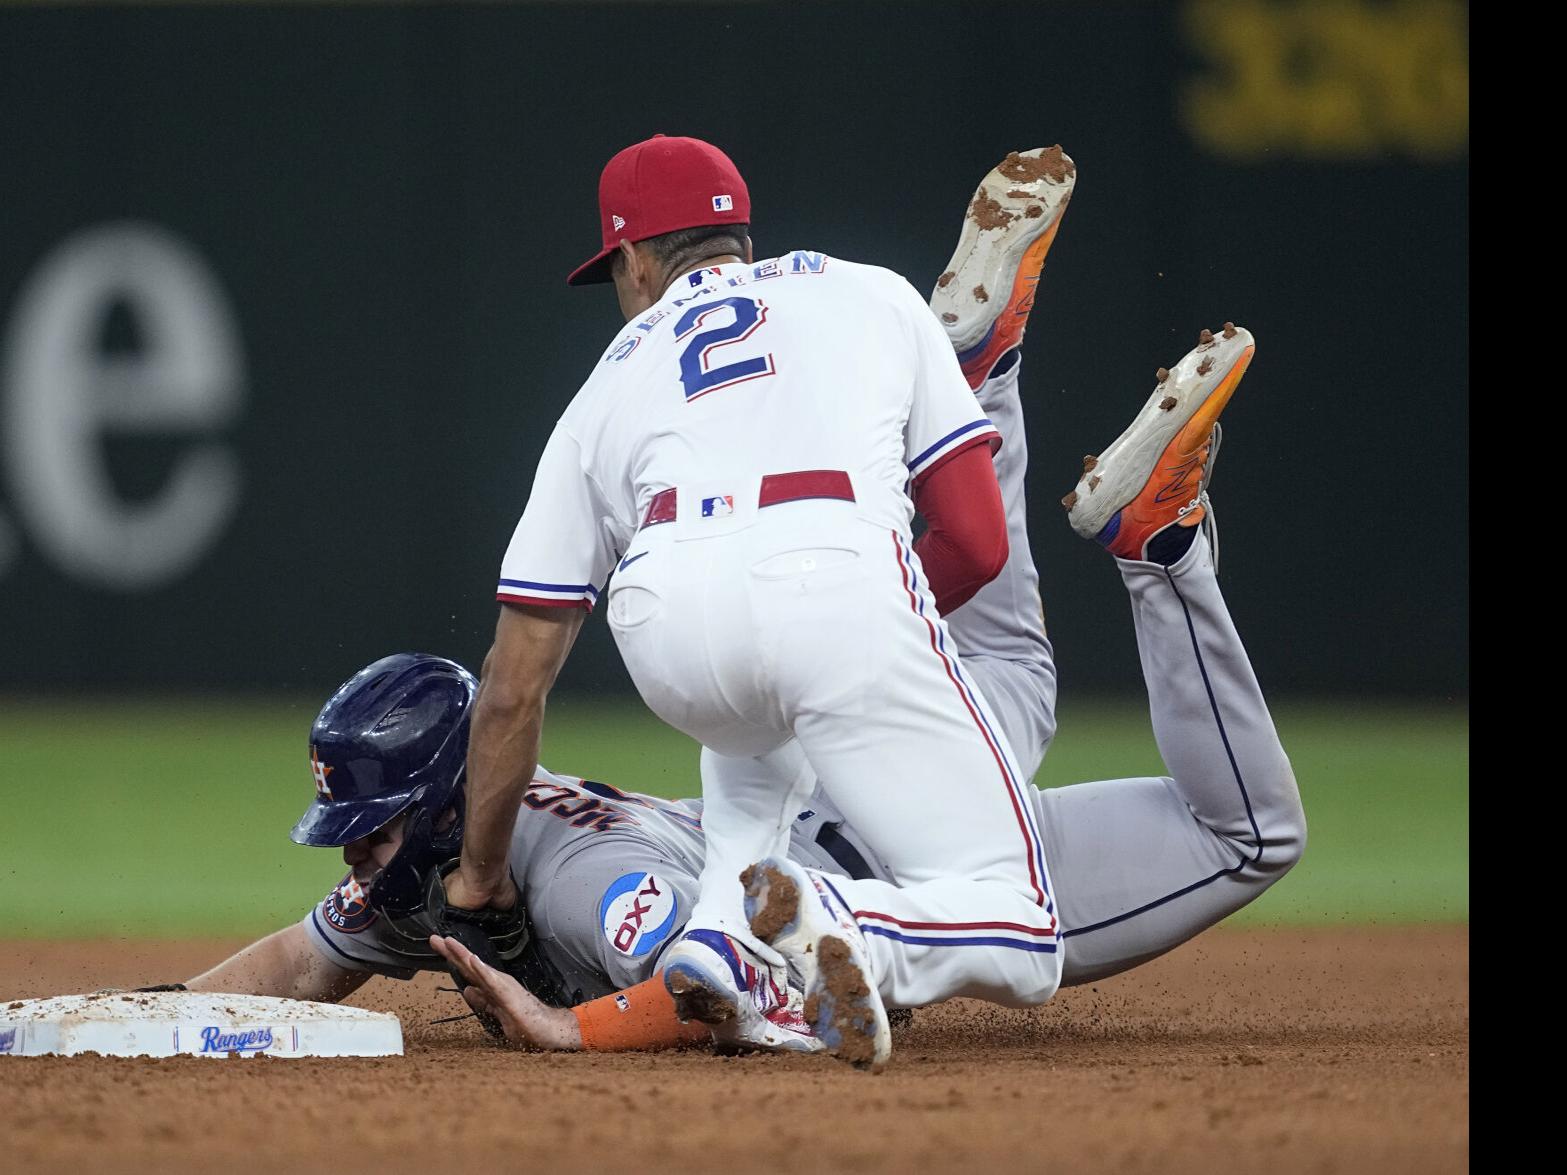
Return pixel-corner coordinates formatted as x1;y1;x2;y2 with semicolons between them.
701;495;735;518
712;194;733;212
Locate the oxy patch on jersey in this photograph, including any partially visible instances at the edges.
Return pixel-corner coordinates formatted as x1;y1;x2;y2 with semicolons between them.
598;872;678;958
323;872;378;934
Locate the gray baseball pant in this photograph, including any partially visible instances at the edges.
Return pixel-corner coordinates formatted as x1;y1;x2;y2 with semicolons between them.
953;357;1307;987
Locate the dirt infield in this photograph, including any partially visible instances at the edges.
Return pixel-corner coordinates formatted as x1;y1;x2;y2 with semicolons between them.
1;927;1467;1174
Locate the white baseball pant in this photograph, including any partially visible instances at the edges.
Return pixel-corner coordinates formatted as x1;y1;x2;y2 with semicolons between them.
607;487;1062;1010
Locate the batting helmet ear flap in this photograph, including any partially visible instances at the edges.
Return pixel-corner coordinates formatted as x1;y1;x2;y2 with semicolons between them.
369;777;467;916
366;803;438;915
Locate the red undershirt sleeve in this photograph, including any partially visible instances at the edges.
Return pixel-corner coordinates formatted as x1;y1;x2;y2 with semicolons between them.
911;436;1009;615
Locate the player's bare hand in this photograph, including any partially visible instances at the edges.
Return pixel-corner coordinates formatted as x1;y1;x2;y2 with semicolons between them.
430;934;581;1051
443;866;519;913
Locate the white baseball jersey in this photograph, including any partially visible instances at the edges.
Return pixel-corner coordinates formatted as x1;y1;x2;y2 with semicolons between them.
495;251;998;609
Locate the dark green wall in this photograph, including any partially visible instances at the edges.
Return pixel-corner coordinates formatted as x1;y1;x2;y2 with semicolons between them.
0;1;1468;698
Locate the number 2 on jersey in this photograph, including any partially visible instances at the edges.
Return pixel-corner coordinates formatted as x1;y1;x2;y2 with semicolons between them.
673;296;775;401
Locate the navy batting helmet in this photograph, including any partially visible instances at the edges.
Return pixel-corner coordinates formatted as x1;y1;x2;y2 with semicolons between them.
291;652;478;913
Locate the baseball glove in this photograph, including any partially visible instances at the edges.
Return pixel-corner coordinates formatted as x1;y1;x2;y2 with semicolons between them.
386;859;532;1041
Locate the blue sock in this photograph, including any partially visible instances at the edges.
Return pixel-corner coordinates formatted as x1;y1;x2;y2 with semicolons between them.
1145;522;1198;566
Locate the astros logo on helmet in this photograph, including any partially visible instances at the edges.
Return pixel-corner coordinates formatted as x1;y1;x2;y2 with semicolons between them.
310;746;334;799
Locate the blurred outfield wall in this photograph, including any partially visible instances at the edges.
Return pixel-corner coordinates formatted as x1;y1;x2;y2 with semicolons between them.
0;0;1468;698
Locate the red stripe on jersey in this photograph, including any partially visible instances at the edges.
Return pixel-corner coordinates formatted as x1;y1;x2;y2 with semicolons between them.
855;909;1055;936
497;593;595;611
891;531;1048;910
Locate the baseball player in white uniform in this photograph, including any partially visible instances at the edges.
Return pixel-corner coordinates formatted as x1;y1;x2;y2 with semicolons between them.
443;136;1079;1066
442;137;1300;1068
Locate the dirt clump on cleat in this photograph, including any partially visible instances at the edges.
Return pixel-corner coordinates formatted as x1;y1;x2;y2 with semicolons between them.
1198;328;1215;346
1223;321;1237;338
810;937;882;1070
1156;367;1170;382
741;864;798;942
666;972;736;1024
1082;454;1098;472
997;145;1076;184
1061;490;1079;510
968;191;1015;230
1160;396;1178;410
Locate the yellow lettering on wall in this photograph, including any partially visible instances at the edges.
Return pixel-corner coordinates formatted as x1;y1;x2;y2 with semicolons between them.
1183;0;1469;160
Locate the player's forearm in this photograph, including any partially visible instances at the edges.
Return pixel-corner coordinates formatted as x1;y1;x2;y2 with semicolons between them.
461;686;544;891
185;925;367;1002
460;604;585;898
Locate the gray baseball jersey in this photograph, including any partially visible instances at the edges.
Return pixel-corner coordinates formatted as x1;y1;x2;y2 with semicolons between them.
301;766;887;1003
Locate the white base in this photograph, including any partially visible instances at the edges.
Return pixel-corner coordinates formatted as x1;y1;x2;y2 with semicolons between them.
0;991;403;1058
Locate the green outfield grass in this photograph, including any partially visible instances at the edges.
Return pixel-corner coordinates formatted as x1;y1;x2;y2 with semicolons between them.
0;697;1467;938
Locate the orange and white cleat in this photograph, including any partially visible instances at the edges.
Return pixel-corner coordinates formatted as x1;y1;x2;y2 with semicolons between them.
929;146;1076;390
1063;324;1255;564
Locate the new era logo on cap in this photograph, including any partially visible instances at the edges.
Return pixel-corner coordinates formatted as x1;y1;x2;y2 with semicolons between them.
612;214;626;231
712;194;733;212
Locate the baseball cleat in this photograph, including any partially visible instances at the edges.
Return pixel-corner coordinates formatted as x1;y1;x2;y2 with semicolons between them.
661;929;822;1054
930;146;1076;389
1063;324;1254;563
742;857;891;1071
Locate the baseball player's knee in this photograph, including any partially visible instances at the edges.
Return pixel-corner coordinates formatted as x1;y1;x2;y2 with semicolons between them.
997;662;1058;778
1272;788;1308;873
1254;769;1307;879
1002;955;1063;1007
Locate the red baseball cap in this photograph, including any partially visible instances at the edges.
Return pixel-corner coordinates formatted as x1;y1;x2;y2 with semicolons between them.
567;134;752;286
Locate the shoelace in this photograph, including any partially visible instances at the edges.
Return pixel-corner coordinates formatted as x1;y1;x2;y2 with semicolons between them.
1197;422;1222;573
429;985;480;1026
